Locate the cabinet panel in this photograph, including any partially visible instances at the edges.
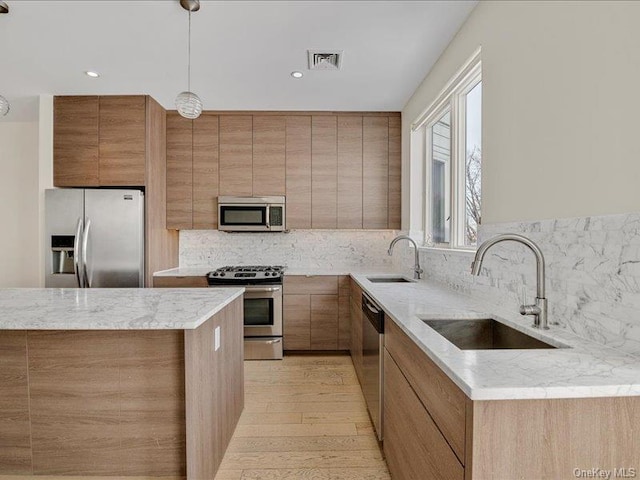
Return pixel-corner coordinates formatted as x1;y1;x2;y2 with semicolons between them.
193;115;219;229
166;113;193;230
386;317;466;461
253;116;285;196
338;294;351;350
310;295;338;350
384;350;464;480
349;279;363;384
337;116;363;229
283;275;338;295
363;117;389;229
311;116;338;228
53;96;99;187
98;96;146;186
153;276;207;288
283;294;311;350
219;116;253;196
285;116;312;229
388;116;401;229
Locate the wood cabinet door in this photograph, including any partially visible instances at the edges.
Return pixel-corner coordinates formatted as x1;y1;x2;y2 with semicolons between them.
363;117;389;228
310;294;338;350
98;96;146;186
311;116;338;228
388;116;401;229
166;112;193;230
54;96;100;187
193;115;219;229
338;276;351;350
384;350;464;480
285;116;312;229
337;116;363;229
253;116;285;196
219;116;253;196
349;280;363;383
283;294;311;350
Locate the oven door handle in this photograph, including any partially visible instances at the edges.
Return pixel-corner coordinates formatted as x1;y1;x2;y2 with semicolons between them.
245;337;282;344
244;286;281;293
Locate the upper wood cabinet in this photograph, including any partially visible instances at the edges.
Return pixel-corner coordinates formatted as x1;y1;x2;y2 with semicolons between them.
54;95;147;187
219;116;253;196
53;96;100;187
166;113;220;230
165;112;401;230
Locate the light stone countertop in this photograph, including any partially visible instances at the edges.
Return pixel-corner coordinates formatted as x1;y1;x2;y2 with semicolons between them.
153;266;400;277
0;288;244;330
352;273;640;401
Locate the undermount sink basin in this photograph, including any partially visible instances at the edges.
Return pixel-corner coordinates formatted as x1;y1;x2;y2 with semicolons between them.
367;276;415;283
422;318;558;350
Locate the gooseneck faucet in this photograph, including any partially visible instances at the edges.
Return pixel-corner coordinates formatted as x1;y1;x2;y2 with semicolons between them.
471;233;548;329
388;235;423;280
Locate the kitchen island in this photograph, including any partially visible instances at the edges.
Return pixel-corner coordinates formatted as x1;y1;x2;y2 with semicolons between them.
0;288;244;479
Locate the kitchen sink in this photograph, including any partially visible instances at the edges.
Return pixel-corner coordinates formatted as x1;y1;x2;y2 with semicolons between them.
421;318;558;350
367;276;415;283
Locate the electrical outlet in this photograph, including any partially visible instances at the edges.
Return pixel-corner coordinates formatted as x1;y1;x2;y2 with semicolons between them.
214;326;221;351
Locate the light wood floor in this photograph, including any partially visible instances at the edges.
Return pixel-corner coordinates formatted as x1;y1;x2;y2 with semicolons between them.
214;354;391;480
0;355;390;480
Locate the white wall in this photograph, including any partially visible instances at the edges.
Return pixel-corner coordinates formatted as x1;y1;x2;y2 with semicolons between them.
0;121;40;286
403;0;640;226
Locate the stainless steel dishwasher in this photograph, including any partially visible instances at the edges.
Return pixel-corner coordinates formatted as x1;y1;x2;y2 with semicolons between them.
362;292;384;441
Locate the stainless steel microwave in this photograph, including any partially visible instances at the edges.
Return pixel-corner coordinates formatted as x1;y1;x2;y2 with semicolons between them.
218;196;286;232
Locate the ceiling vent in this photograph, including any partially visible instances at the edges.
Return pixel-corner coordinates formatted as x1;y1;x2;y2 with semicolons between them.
308;50;343;71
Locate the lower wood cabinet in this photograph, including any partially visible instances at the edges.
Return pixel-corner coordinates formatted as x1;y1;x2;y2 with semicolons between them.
153;275;208;288
384;349;464;480
383;315;640;480
349;277;364;384
282;275;350;351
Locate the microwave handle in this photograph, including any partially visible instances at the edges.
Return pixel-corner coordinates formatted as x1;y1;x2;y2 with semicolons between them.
265;205;270;228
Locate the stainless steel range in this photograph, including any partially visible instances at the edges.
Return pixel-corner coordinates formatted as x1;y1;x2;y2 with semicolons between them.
207;266;284;360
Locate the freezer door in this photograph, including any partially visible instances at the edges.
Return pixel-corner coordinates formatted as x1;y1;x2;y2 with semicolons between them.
83;189;144;288
45;189;84;288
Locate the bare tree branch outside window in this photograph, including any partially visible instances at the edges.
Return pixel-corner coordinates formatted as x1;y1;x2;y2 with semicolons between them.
465;146;481;245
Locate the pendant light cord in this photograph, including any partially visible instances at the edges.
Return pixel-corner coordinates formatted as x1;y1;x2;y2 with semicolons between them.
188;10;192;92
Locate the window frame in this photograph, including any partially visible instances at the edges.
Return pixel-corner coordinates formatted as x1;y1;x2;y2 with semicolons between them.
418;55;482;250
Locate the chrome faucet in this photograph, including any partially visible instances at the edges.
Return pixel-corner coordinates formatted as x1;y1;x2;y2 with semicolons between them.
388;235;423;280
471;233;548;329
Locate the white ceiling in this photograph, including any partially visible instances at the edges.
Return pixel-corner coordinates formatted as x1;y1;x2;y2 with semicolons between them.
0;0;476;121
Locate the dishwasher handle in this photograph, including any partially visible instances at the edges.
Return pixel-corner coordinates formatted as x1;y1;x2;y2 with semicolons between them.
362;293;384;334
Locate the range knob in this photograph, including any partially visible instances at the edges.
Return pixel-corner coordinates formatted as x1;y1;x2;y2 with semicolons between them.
212;272;218;276
220;272;226;277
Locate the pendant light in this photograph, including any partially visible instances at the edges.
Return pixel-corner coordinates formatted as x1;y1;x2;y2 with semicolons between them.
175;0;203;119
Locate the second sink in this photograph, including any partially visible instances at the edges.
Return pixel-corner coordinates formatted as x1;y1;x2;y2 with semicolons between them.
422;318;558;350
367;276;415;283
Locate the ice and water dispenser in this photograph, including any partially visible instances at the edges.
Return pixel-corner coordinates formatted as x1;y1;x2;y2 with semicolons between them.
50;235;75;274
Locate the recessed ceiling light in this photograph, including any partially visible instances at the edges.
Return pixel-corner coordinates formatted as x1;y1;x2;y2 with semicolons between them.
291;71;303;79
85;71;100;78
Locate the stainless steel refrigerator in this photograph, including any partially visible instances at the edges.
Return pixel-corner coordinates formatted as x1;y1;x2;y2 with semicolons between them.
45;189;144;288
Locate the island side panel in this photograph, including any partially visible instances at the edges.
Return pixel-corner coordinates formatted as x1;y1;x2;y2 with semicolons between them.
0;332;32;474
24;330;186;476
185;296;244;480
469;397;640;479
28;331;123;475
119;330;186;476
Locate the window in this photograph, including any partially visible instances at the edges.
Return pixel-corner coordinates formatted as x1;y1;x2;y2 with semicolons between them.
416;53;481;248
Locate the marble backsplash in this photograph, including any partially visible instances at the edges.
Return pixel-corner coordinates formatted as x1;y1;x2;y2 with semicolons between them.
179;229;401;271
393;213;640;356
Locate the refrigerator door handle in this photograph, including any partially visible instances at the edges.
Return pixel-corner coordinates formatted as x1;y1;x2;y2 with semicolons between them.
82;217;91;288
74;217;84;288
